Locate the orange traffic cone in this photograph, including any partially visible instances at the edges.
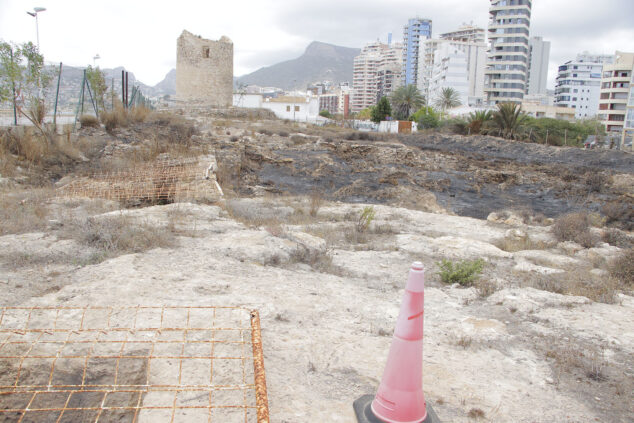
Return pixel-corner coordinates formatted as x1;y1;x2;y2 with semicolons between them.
354;262;439;423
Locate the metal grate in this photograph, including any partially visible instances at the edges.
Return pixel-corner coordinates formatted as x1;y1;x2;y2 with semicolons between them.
0;306;269;423
56;157;221;204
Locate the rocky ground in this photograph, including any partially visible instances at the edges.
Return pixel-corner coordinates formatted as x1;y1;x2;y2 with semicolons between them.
0;112;633;422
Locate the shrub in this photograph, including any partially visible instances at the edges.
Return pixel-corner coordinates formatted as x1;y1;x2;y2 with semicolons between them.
100;107;128;132
412;106;440;129
79;114;100;128
356;206;375;232
584;172;607;193
128;106;150;123
609;248;634;287
277;130;289;137
437;258;485;286
551;212;599;247
309;191;323;217
602;228;633;249
602;201;633;230
290;135;307;145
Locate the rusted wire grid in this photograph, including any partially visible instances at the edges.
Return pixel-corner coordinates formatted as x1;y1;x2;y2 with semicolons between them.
56;160;219;204
0;306;269;423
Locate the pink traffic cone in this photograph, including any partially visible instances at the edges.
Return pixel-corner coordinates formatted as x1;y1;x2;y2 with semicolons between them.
371;262;427;423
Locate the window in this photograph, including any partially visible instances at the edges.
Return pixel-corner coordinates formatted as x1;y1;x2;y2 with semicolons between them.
202;47;210;58
294;106;300;112
286;106;290;112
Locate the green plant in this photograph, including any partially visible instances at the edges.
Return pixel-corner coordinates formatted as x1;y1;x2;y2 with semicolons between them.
437;258;485;286
86;65;108;112
433;87;462;114
357;106;374;120
467;110;492;134
411;106;440;129
319;109;333;119
0;41;51;133
492;102;526;139
372;96;392;123
390;84;425;120
356;206;375;232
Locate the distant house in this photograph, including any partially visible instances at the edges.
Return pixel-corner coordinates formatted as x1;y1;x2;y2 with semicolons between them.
232;93;323;122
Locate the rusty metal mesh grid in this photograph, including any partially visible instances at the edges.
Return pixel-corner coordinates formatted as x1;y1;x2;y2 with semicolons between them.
0;306;269;423
56;157;220;204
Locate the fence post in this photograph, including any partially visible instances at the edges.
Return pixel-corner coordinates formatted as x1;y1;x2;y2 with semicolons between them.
53;62;63;126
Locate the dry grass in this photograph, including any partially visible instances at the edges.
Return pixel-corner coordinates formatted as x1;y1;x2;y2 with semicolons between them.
493;234;550;252
129;106;151;123
0;189;54;235
523;270;621;304
602;201;633;230
59;214;177;264
456;335;473;349
288;247;343;275
100;105;129;132
309;190;323;217
79;114;100;128
609;248;634;288
602;228;633;248
551;212;600;248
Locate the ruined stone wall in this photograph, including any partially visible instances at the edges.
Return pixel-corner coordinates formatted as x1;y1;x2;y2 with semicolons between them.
176;30;233;107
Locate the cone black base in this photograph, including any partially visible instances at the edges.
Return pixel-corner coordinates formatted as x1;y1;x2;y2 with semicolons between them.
353;395;441;423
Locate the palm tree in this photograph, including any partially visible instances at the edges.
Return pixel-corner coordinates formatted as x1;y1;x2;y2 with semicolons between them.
467;110;493;134
390;85;425;120
492;102;525;139
433;87;462;113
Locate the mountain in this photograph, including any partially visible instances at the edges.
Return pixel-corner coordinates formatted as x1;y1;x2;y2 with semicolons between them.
152;69;176;97
236;41;360;90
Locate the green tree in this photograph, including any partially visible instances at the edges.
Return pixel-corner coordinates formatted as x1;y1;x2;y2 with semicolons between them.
411;106;440;129
492;102;525;139
433;87;462;115
390;84;424;120
0;41;50;130
86;65;108;112
371;96;392;123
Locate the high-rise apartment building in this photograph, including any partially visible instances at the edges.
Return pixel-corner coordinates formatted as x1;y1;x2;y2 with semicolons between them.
403;18;432;86
484;0;532;104
598;51;634;143
440;24;485;44
527;36;550;95
351;41;403;113
554;53;613;119
426;40;487;107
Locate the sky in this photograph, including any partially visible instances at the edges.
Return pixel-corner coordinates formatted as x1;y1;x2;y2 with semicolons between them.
1;0;633;89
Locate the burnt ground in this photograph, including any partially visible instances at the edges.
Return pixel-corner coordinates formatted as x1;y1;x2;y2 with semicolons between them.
214;126;633;224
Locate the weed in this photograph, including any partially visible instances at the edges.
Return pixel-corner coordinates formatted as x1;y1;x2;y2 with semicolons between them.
437;259;485;286
475;279;499;297
289;247;343;276
309;190;323;217
456;336;473;349
356;206;376;232
467;408;485;419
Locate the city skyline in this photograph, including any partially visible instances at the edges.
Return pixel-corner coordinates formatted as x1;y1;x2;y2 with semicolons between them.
0;0;633;87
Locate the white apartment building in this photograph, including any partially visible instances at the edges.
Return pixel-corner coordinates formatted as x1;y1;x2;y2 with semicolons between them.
440;24;486;44
417;39;443;102
484;0;533;104
598;51;634;146
623;71;634;150
352;41;403;112
419;39;486;106
554;53;613;119
527;36;550;95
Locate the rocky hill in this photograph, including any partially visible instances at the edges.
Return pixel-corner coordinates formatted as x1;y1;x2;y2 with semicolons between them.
236;41;360;90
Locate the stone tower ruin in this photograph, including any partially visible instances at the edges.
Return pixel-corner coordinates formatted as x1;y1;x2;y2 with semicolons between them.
176;30;233;106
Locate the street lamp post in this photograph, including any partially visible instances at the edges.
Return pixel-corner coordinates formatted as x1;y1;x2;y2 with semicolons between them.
26;7;46;50
26;7;46;99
